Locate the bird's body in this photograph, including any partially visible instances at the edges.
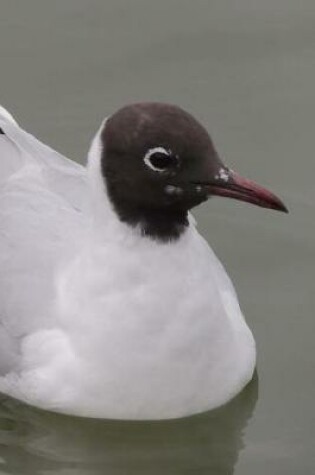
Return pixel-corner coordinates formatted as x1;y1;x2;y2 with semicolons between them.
0;103;285;419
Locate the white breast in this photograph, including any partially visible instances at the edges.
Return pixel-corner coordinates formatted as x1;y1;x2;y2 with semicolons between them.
12;220;255;419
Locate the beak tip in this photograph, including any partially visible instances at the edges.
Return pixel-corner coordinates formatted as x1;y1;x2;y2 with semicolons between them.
270;197;288;214
278;204;289;214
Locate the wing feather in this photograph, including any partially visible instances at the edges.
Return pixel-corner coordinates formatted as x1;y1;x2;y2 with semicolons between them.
0;106;87;370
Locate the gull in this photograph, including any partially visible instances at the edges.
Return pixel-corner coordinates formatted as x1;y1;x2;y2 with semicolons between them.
0;103;286;419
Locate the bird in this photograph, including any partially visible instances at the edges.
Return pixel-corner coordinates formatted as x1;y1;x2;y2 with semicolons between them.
0;102;287;420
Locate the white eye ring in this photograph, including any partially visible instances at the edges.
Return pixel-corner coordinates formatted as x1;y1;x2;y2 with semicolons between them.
143;147;172;172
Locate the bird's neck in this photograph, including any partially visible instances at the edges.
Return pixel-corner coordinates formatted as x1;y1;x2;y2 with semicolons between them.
107;200;189;241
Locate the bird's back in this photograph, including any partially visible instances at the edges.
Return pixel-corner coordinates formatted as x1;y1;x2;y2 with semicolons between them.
0;107;87;372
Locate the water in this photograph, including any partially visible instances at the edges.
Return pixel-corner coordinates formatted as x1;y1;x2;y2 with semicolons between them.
0;378;257;474
0;1;314;473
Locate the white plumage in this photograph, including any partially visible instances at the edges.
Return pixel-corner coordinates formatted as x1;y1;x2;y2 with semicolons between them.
0;106;255;419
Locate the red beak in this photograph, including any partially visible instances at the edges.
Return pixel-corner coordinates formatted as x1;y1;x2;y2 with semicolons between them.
207;169;288;213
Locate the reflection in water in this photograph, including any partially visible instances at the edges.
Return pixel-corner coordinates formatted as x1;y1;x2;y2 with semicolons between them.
0;374;258;475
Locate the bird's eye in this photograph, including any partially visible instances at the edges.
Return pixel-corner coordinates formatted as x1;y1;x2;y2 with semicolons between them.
143;147;177;172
